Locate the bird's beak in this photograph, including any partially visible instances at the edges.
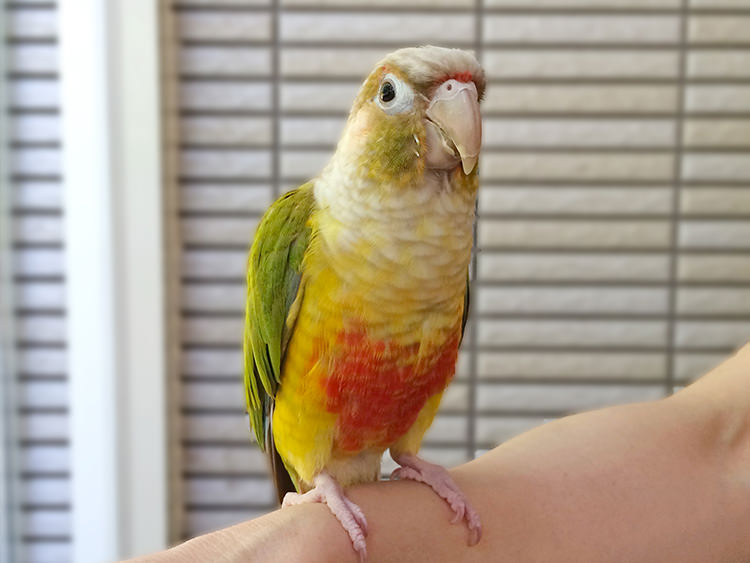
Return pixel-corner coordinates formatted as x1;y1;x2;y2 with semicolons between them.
425;79;481;175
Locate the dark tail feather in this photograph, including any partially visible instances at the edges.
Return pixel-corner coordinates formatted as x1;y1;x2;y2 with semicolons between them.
265;405;296;504
270;443;296;505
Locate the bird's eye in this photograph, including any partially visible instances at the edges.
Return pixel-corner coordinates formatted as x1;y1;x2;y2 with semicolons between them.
375;73;414;115
380;80;396;103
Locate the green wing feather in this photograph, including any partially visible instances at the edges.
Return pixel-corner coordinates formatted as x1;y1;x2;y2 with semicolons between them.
243;183;315;450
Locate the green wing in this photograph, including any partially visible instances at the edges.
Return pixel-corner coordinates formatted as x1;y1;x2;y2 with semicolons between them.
244;183;315;450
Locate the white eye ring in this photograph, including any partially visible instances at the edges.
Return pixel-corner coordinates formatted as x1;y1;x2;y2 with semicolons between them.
374;73;414;115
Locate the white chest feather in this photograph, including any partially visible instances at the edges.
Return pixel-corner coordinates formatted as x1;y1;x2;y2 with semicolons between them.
312;163;476;317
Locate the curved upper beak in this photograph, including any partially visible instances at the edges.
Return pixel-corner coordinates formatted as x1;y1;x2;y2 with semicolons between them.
425;79;482;174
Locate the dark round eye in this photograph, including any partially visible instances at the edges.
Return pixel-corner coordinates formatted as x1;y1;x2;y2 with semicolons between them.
374;73;414;114
380;80;396;103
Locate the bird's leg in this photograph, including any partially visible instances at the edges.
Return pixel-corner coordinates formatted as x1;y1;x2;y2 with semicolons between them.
390;452;482;545
282;470;368;561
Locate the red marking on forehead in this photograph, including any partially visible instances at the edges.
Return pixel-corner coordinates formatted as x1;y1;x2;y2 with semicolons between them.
440;71;473;84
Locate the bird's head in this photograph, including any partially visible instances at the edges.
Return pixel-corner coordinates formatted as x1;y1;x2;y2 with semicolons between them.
335;46;485;189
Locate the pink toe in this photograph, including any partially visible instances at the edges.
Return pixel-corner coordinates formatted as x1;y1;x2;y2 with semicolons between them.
281;491;302;507
392;454;483;547
344;497;369;535
285;473;369;558
391;466;422;483
465;504;483;545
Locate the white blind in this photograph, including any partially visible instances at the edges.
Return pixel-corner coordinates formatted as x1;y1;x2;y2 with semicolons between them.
6;0;71;561
169;0;750;540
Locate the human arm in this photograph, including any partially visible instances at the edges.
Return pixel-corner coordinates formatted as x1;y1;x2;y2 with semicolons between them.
130;343;750;562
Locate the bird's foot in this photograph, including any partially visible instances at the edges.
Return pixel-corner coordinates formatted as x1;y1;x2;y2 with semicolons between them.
282;471;368;561
391;453;482;545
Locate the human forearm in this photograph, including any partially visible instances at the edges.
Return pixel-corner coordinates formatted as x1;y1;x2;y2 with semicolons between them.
125;508;325;562
471;343;750;562
474;400;749;562
129;344;750;562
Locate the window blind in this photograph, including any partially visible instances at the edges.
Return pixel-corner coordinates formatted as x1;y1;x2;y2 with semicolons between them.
169;0;750;540
6;1;71;561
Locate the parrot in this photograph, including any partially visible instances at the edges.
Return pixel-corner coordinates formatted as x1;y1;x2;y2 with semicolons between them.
244;45;484;560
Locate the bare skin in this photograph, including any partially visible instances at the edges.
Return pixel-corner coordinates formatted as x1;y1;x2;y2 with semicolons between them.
130;343;750;562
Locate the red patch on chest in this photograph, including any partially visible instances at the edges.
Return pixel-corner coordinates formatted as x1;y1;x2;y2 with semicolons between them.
320;328;460;452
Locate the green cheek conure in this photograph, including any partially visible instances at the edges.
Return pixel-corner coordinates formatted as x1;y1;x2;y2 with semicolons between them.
244;45;484;560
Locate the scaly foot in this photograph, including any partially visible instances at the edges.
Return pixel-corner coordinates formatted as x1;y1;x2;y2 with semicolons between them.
391;452;482;545
282;471;368;561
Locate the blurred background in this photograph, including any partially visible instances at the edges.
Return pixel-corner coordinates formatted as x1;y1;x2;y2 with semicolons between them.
2;0;750;561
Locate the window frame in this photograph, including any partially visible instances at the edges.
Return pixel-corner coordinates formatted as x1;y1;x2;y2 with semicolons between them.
59;0;169;558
